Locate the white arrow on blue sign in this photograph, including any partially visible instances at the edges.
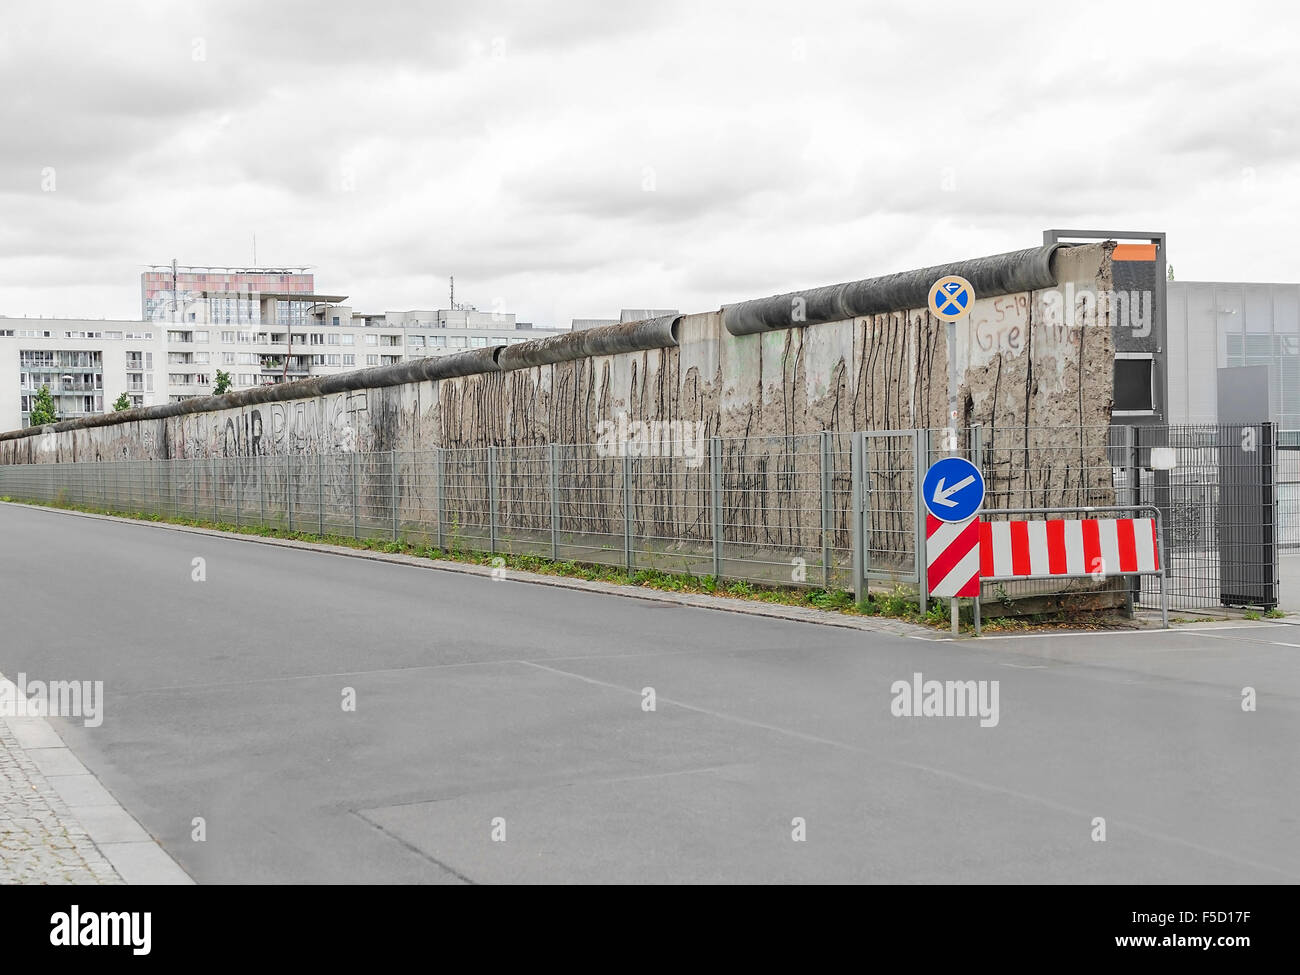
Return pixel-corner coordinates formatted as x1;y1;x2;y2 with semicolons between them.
921;456;986;522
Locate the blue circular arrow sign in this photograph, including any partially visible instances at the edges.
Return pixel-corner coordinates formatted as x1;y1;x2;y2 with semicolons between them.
922;456;986;522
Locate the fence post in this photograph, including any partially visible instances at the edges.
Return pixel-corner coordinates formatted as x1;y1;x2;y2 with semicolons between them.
1263;421;1278;609
488;445;498;553
851;432;864;602
211;456;218;523
623;452;633;572
435;447;445;551
970;423;983;631
391;449;399;542
1126;425;1141;614
193;458;199;521
287;454;295;533
711;436;722;580
352;451;360;539
914;428;928;615
318;451;325;536
820;430;832;589
257;454;266;527
234;455;241;528
549;443;559;561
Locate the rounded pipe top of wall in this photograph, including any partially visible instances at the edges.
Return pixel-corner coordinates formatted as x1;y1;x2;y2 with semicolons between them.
498;314;680;371
720;244;1066;336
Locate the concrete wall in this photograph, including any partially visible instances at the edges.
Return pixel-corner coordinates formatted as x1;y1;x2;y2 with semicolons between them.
1;244;1117;490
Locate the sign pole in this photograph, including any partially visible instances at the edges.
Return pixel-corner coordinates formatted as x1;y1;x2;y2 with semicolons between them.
927;275;979;639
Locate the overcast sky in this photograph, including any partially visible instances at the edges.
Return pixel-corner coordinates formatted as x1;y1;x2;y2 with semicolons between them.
2;0;1297;326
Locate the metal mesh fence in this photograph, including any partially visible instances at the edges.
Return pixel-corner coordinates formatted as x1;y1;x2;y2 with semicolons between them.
0;422;1278;609
1122;424;1279;610
0;436;854;592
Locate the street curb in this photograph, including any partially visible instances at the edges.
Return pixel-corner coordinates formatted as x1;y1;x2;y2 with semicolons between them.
0;675;193;886
2;501;947;641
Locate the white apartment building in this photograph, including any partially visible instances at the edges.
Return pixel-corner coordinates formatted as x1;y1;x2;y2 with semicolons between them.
0;319;168;429
1;281;564;431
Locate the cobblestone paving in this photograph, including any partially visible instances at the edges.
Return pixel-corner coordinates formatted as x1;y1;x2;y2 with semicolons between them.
0;720;120;884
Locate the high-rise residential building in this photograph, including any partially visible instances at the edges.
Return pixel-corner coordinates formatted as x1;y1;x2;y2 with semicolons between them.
141;264;315;324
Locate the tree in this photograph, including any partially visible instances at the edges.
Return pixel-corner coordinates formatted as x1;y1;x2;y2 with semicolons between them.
214;369;233;395
112;392;132;412
28;384;57;426
1167;265;1175;281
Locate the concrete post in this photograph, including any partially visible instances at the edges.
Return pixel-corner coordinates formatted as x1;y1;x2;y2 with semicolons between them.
234;455;241;528
193;458;199;521
352;450;360;539
211;456;218;522
318;451;325;536
549;442;559;561
710;436;723;581
287;454;294;534
257;453;266;528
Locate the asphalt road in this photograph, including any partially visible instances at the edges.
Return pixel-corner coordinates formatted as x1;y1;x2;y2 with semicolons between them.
2;502;1298;884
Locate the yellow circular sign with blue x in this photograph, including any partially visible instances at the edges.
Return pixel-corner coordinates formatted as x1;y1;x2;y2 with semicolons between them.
928;275;976;322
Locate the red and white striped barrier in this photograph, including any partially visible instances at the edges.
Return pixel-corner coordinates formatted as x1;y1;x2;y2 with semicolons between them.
926;515;980;597
979;517;1160;580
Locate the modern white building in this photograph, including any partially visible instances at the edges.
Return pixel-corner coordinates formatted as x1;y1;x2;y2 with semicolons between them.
0;319;167;428
1166;280;1300;425
0;267;564;431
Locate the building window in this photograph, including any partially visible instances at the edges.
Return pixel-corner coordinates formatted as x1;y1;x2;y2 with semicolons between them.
223;352;236;365
366;354;378;365
343;354;355;366
328;333;340;345
327;355;340;366
341;334;354;346
365;334;377;346
221;331;236;343
195;331;209;343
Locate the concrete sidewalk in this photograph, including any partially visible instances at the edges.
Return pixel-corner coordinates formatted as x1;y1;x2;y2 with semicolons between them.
1;675;190;885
